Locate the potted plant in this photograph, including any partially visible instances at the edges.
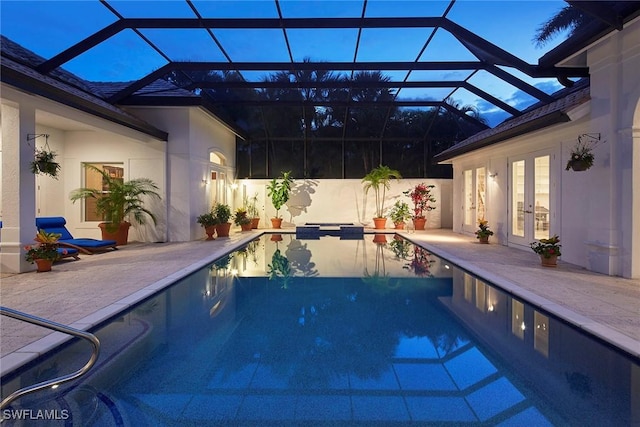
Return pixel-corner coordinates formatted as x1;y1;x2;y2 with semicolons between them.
475;218;494;244
403;183;436;230
530;235;562;267
266;171;293;229
213;202;232;237
24;230;66;272
197;212;218;240
245;193;261;229
234;208;252;231
388;200;411;229
70;164;161;245
362;165;402;229
566;137;595;171
30;148;61;179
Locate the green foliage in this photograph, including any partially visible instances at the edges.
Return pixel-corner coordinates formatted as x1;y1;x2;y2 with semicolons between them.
475;219;494;239
530;235;562;259
266;171;293;219
24;230;62;262
388;200;411;224
234;208;251;226
267;248;291;288
213;202;232;223
69;164;161;233
362;165;402;218
196;212;218;228
245;192;260;218
30;149;61;179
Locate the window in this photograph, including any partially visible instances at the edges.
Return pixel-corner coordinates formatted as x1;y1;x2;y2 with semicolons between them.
83;163;124;221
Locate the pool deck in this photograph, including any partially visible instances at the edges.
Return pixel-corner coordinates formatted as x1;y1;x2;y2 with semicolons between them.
1;228;639;377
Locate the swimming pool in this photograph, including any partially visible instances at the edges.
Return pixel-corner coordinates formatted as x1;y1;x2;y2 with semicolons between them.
1;234;638;425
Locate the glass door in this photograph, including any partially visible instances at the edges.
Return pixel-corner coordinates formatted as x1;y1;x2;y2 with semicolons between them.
462;167;486;234
509;153;552;247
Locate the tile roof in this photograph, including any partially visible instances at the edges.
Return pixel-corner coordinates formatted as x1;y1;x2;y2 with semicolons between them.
434;79;590;162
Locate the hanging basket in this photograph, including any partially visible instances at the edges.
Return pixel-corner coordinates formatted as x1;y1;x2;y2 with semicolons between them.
567;159;591;172
30;150;61;178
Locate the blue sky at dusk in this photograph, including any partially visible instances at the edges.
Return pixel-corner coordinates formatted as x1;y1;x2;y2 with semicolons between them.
0;0;572;127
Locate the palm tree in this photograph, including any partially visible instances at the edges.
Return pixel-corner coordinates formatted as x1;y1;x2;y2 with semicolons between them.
533;5;590;47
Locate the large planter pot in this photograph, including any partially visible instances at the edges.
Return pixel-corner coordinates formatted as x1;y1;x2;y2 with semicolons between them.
216;222;231;237
478;235;489;244
271;218;283;229
394;221;405;230
241;222;253;231
540;255;558;267
373;217;387;229
251;218;260;229
204;225;216;240
413;217;427;230
99;222;130;246
34;259;53;272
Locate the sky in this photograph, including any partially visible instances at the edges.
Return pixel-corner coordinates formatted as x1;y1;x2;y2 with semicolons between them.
0;0;573;127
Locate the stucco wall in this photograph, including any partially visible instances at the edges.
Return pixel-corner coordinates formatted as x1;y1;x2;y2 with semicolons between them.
234;178;452;230
447;18;640;278
58;129;166;242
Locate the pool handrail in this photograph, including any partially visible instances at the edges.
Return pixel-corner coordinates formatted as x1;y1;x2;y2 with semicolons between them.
0;306;100;411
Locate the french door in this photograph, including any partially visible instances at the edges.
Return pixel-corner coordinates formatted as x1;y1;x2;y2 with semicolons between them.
462;167;486;234
508;153;553;247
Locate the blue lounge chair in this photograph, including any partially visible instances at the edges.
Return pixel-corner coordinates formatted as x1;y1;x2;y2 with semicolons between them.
58;247;80;260
36;217;117;255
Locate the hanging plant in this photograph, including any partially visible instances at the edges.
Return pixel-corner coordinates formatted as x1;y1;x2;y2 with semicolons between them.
30;148;61;179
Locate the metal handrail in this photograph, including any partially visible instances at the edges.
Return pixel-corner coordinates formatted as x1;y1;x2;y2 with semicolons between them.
0;306;100;410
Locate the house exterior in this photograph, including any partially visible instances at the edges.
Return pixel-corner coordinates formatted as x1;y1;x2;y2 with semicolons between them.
0;36;451;274
436;17;640;278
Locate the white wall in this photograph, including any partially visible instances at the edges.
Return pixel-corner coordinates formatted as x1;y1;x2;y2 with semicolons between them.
236;178;452;230
60;129;166;241
129;106;237;241
447;18;640;278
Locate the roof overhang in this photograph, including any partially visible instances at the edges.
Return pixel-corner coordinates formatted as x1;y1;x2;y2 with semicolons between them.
0;57;168;141
434;110;570;163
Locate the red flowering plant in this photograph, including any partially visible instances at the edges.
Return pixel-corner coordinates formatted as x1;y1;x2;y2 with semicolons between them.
24;230;65;262
404;246;435;277
403;183;436;220
530;235;561;259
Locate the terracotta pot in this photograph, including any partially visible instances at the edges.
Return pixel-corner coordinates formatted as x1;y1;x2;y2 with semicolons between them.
241;222;253;231
271;218;283;229
413;217;427;230
373;217;387;229
34;259;53;272
373;234;388;244
251;218;260;229
270;234;283;242
478;235;489;244
99;222;130;245
540;254;558;267
204;225;216;240
394;222;405;230
216;222;232;237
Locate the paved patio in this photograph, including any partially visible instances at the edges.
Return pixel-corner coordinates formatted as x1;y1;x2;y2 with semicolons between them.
1;229;638;377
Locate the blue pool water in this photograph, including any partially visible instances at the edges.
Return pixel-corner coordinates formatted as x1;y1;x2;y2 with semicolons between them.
1;234;638;426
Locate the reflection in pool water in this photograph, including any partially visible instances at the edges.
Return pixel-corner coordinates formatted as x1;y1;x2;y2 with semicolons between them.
1;235;638;426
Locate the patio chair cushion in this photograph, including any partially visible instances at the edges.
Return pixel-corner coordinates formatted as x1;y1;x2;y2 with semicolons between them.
36;217;117;251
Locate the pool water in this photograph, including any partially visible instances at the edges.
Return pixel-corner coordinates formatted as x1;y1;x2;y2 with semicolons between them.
2;235;638;426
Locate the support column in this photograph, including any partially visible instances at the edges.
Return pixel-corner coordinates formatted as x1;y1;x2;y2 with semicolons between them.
0;103;37;273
